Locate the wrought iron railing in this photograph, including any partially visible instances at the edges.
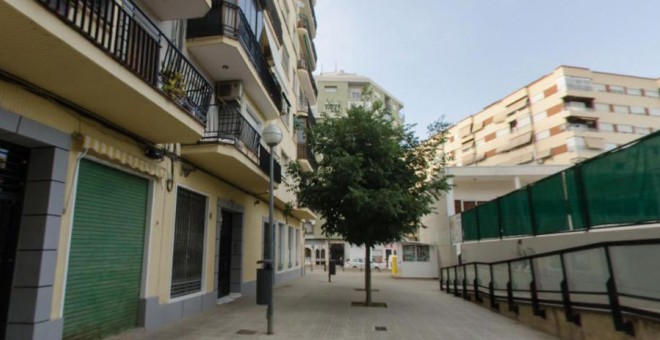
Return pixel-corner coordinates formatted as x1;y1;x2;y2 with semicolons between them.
202;102;261;155
259;144;282;183
38;0;212;122
441;239;660;336
187;1;283;112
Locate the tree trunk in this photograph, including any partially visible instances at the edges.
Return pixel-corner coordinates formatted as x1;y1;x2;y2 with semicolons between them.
365;245;371;306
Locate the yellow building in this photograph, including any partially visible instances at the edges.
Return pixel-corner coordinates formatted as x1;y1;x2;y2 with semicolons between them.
0;0;318;339
445;66;660;166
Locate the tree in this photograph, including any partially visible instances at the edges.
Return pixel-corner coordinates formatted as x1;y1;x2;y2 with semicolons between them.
288;103;451;306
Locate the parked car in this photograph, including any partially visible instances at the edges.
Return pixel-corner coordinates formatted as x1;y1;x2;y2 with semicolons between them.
345;258;383;271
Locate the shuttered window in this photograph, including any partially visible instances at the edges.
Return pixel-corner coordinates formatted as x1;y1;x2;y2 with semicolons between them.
171;188;207;298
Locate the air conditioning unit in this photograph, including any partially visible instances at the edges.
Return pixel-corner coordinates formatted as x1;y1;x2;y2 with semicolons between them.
216;81;243;103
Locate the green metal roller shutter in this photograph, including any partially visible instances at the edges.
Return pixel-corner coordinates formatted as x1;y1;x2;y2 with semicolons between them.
63;160;148;340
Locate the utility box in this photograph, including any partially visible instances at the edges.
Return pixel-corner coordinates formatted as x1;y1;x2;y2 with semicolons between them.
256;261;273;305
329;260;336;275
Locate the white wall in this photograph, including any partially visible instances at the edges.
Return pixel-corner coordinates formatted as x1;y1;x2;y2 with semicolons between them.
395;243;439;278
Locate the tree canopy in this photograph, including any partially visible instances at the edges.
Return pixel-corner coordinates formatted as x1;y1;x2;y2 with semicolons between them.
288;104;451;248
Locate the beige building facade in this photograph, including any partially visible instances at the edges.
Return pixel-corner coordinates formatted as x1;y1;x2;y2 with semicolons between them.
0;0;318;339
316;71;404;123
445;66;660;167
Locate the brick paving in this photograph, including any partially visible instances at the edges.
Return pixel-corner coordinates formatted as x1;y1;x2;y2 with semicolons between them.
111;270;555;340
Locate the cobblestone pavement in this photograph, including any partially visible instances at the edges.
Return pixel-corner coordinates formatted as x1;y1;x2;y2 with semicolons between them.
111;269;555;340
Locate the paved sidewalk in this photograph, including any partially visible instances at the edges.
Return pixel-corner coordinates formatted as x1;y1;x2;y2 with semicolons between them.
112;270;555;340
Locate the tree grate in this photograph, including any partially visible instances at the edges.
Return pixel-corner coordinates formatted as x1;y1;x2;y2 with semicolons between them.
236;329;257;335
375;326;387;331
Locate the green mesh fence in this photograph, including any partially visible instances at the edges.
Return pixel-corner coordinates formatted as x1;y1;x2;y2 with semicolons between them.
500;189;533;237
582;136;660;226
564;168;585;230
531;173;569;234
462;208;479;241
459;132;660;241
477;201;500;239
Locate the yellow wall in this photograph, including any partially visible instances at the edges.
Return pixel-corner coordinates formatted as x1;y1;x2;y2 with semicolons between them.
0;79;303;319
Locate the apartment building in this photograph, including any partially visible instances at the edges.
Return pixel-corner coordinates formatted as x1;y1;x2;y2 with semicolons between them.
445;66;660;167
316;71;404;123
304;71;404;270
0;0;318;339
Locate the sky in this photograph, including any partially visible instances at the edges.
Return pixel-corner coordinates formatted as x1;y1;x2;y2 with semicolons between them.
313;0;660;138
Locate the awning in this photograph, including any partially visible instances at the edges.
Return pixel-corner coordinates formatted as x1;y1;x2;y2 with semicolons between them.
459;124;472;138
508;131;534;150
82;135;167;178
503;91;528;107
475;152;486;162
461;153;475;165
516;152;534;164
493;111;507;123
584;137;604;149
536;148;552;159
504;98;529;116
471;119;484;132
461;140;475;148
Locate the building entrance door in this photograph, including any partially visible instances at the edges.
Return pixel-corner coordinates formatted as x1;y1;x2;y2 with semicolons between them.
0;141;29;340
218;211;233;298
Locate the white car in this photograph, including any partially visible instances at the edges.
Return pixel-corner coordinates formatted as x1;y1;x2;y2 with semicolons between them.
346;258;383;271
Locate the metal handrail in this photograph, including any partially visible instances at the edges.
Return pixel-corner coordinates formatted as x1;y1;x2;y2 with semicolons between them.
441;238;660;336
38;0;212;122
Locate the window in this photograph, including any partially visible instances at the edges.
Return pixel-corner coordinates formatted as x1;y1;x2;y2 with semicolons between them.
649;108;660;116
350;88;362;100
372;249;383;263
324;86;337;93
281;49;290;79
565;101;588;111
239;0;263;40
533;111;547;122
557;76;592;91
609;85;625;94
617;124;633;133
276;223;286;270
635;127;651;135
287;227;293;268
171;188;207;298
592;83;607;92
566;116;596;131
304;221;314;235
613;105;629;114
566;136;585;152
627;88;642;96
599;123;614;132
536;130;550;141
630;106;646;115
402;245;430;262
531;92;544;103
294;229;299;266
594;103;610;112
645;89;660;98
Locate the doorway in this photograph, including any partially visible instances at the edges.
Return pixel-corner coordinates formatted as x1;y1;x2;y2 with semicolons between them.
385;249;393;269
0;141;29;339
330;243;345;266
217;209;242;298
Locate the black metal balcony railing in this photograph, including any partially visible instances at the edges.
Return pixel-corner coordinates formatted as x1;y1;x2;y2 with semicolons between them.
187;1;283;112
203;102;260;155
296;143;317;169
38;0;213;122
203;102;281;183
297;59;318;98
259;144;282;183
297;15;318;62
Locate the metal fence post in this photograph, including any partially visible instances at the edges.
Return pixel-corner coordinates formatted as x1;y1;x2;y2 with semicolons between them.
506;262;519;314
474;263;483;303
604;246;635;336
462;265;469;300
529;259;546;319
488;264;499;311
559;254;581;325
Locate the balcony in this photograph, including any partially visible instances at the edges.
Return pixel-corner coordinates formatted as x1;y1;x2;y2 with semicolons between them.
297;14;318;67
0;0;214;142
297;58;318;104
187;1;282;120
296;143;317;172
141;0;212;20
182;102;281;193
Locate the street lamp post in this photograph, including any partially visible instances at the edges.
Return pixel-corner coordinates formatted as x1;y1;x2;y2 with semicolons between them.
262;123;282;335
